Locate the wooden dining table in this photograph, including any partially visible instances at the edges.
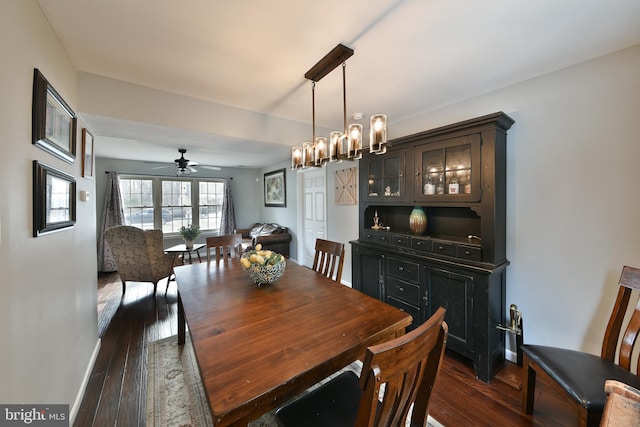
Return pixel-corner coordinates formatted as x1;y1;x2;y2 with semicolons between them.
174;258;412;426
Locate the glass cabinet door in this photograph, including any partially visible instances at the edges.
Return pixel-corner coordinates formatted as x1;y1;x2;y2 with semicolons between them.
365;149;405;201
415;134;480;202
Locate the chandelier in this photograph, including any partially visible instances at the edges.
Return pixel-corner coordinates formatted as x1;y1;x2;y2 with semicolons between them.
291;44;387;170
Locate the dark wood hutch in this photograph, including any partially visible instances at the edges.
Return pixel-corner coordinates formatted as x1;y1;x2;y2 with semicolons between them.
351;112;514;382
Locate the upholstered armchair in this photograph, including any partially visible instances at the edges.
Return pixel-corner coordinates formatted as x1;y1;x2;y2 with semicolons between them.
104;225;174;295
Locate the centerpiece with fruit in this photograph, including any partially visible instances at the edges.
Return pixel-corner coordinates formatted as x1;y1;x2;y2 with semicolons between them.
240;243;286;286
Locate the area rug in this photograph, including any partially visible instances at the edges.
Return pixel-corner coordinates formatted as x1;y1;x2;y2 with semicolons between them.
147;335;444;426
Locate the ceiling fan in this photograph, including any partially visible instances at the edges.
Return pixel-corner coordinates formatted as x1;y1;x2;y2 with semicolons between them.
152;149;221;175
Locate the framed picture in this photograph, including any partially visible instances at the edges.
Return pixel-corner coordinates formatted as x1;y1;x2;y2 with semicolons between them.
82;128;94;178
264;168;287;207
32;68;77;164
33;160;76;237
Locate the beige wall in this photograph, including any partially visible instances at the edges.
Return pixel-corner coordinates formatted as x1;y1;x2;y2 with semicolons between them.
0;0;99;420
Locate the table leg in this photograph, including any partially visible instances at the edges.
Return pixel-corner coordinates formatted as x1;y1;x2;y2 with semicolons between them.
178;292;186;345
188;250;194;264
196;248;202;263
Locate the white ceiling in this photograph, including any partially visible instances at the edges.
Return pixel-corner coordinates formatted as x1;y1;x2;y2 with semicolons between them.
36;0;640;169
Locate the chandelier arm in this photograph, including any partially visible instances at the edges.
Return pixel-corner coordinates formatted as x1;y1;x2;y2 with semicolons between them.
312;81;316;144
342;62;347;135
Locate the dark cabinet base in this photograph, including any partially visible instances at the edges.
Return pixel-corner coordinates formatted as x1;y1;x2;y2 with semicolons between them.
352;241;506;382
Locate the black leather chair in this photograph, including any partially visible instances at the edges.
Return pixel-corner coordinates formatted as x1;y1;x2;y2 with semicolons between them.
521;265;640;427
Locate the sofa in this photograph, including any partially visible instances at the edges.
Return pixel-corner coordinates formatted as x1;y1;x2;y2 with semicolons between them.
236;223;292;258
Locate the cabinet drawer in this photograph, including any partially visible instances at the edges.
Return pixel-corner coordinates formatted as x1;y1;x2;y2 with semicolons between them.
431;241;457;257
360;230;378;242
457;245;481;261
387;258;420;283
392;235;410;248
411;237;431;253
387;277;421;305
378;233;391;244
387;296;421;326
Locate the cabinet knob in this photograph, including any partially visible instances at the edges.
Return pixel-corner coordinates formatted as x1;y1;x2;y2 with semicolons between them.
417;242;422;246
438;245;445;250
398;266;404;271
465;250;471;255
398;287;404;292
397;239;402;244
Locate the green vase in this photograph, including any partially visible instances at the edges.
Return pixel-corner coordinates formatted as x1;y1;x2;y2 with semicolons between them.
409;207;427;234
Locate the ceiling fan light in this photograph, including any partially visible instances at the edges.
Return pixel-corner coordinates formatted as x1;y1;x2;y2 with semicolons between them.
176;167;191;177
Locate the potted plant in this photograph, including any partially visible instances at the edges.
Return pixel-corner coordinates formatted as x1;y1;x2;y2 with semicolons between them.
179;224;201;250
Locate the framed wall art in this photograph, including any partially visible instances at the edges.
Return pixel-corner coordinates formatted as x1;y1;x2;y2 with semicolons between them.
82;128;94;178
335;167;357;205
264;168;286;207
33;160;76;237
32;68;77;163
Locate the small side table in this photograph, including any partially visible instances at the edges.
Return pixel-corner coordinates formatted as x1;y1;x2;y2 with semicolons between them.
165;243;206;265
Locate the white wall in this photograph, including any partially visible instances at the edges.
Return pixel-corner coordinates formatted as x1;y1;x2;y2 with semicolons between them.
0;0;99;418
393;44;640;356
259;161;299;260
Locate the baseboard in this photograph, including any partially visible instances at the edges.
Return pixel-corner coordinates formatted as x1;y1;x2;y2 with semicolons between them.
505;347;517;363
70;338;101;425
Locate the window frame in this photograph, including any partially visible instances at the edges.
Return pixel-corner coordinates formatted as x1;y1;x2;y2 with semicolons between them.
119;174;226;235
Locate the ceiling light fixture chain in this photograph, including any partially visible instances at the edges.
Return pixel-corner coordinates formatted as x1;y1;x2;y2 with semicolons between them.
291;44;387;170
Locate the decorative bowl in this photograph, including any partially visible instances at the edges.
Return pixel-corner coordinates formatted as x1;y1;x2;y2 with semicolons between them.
240;249;286;286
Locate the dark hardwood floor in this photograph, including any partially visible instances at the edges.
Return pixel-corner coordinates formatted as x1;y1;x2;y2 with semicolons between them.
75;270;576;426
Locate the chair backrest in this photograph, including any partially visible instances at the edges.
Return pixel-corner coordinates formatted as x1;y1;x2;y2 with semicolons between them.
312;238;345;283
104;225;173;284
355;307;448;427
206;234;243;262
601;265;640;371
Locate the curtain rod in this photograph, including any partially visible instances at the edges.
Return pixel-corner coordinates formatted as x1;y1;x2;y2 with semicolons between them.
104;171;233;179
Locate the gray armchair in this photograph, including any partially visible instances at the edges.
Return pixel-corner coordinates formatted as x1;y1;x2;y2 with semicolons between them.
104;225;174;295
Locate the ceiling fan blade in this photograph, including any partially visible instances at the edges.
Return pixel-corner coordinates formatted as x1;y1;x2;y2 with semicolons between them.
187;166;198;173
200;165;222;171
150;165;173;170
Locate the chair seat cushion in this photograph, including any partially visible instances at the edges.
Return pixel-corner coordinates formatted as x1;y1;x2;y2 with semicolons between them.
522;344;640;410
275;371;361;427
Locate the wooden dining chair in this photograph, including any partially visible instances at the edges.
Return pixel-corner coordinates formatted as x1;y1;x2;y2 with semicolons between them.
521;265;640;427
600;380;640;426
275;307;448;427
206;234;242;262
312;238;345;283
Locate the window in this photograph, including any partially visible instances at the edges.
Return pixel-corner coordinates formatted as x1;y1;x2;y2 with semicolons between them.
120;178;154;229
161;180;192;233
199;181;224;230
119;176;225;233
